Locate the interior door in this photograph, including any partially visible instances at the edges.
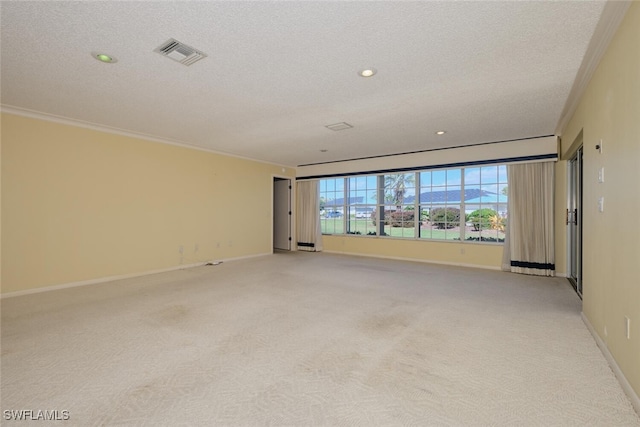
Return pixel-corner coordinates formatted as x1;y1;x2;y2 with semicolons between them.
273;178;291;250
568;147;583;297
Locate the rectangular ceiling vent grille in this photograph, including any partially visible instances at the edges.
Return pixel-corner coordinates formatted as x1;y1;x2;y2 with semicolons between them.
154;38;207;66
325;122;353;131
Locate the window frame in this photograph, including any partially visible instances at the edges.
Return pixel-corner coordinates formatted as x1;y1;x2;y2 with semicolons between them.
318;164;508;244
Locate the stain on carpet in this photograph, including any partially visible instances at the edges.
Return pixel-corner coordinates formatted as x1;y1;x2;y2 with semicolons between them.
358;313;410;338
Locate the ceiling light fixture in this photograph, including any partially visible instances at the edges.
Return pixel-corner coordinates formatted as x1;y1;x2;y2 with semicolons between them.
359;68;377;77
435;130;447;135
91;52;117;63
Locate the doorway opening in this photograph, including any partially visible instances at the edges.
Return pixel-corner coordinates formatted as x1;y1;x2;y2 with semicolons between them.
273;177;291;251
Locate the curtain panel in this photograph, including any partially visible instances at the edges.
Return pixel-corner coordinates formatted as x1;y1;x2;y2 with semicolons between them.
296;180;323;252
502;162;555;276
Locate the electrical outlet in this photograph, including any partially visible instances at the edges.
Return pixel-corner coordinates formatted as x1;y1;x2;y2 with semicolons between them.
598;197;604;212
598;167;604;183
178;245;184;254
194;244;199;253
604;326;608;337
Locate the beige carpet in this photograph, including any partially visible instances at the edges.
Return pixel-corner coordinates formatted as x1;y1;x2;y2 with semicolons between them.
1;252;639;426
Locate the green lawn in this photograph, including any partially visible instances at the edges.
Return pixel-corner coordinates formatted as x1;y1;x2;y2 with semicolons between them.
321;216;504;241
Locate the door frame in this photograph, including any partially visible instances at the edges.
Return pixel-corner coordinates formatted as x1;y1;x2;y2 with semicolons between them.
567;145;583;297
272;175;294;252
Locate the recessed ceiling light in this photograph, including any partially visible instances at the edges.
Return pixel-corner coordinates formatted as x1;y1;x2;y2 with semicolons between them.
435;130;447;135
92;52;117;63
359;68;377;77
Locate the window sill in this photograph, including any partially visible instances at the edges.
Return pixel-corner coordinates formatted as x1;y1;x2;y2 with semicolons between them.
322;233;504;245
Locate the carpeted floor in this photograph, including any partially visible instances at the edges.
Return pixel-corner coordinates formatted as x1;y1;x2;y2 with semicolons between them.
1;252;639;426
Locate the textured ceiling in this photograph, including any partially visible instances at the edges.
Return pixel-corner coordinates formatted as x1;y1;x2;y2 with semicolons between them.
1;1;610;167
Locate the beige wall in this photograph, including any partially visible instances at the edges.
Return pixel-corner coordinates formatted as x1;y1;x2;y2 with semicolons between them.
1;113;294;294
323;235;503;269
558;2;640;397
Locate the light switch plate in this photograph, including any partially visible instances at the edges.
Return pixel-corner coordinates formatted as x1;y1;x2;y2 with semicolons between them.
598;197;604;212
598;167;605;183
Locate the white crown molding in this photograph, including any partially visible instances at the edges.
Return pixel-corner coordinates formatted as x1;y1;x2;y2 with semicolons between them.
555;1;632;136
0;104;294;169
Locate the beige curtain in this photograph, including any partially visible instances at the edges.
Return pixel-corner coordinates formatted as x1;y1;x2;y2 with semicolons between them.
502;162;555;276
296;180;323;252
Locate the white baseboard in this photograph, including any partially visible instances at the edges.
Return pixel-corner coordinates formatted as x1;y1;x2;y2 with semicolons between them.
582;312;640;416
0;252;271;299
322;250;501;271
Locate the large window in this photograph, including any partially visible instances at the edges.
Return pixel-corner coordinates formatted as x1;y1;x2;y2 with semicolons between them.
319;164;508;243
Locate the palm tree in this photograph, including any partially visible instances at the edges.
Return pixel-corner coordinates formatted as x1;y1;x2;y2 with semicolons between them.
384;173;415;211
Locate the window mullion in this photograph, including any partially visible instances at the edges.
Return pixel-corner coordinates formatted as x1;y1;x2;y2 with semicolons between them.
414;172;420;239
377;175;385;236
460;168;465;241
343;178;348;234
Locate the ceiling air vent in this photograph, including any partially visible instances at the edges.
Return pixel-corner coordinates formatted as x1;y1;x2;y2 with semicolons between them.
154;38;207;66
325;122;353;131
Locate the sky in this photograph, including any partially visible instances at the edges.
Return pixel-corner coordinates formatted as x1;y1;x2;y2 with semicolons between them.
320;166;507;205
